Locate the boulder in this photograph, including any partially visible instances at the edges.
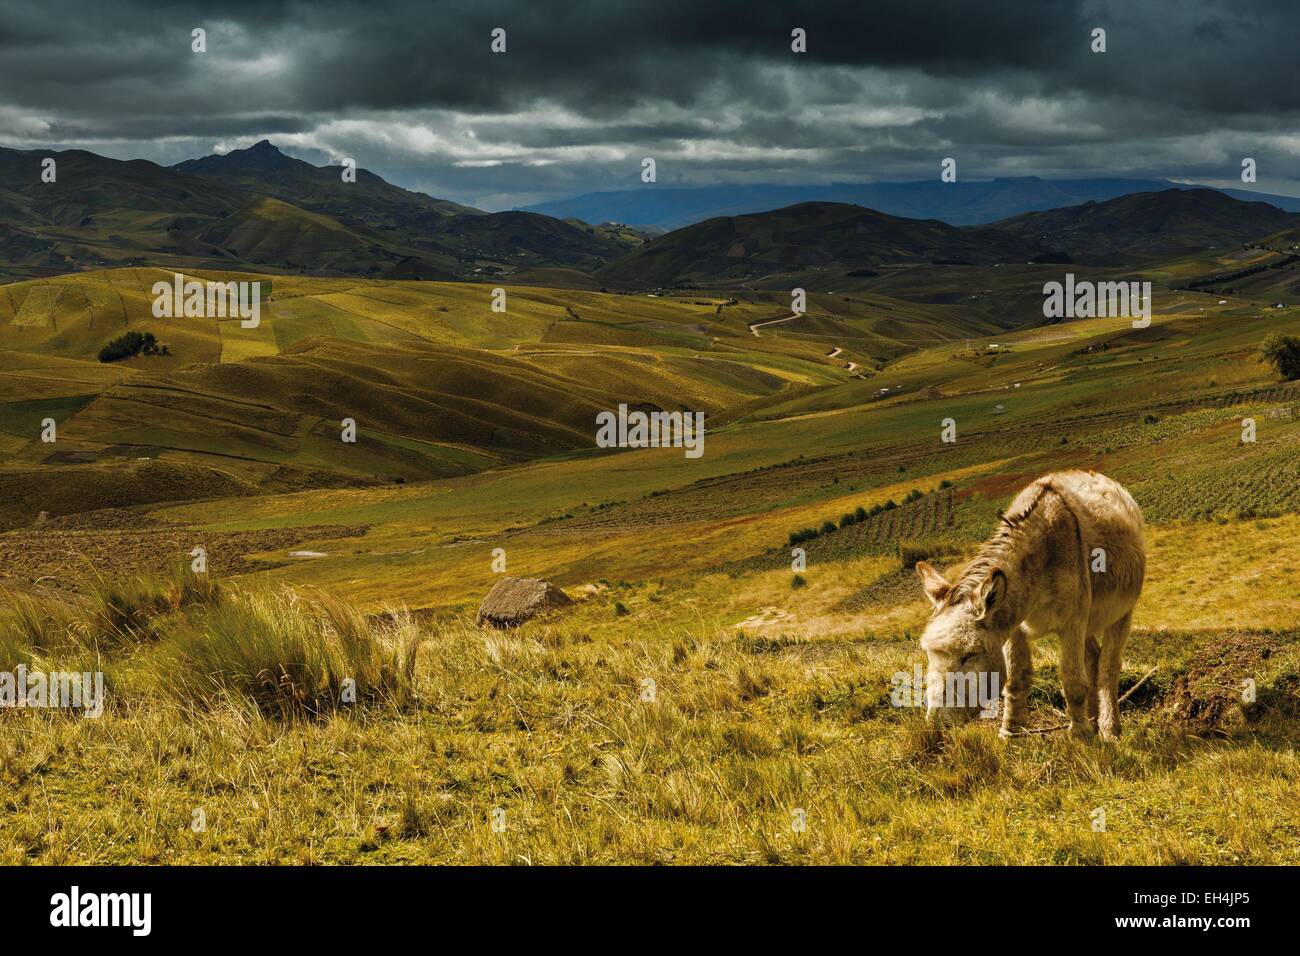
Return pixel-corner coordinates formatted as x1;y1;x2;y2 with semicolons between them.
476;577;573;629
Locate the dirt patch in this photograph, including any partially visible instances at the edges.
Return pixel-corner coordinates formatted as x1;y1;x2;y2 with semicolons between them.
1165;631;1296;730
43;507;176;531
0;524;370;589
0;459;256;530
42;451;100;465
735;606;793;630
965;470;1043;501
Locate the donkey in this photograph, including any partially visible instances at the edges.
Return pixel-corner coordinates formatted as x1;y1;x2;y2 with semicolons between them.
914;470;1145;740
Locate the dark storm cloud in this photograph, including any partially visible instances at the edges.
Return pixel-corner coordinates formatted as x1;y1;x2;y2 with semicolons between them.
3;0;1299;208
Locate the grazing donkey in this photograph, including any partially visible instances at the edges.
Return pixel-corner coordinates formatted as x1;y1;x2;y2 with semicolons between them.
914;470;1145;740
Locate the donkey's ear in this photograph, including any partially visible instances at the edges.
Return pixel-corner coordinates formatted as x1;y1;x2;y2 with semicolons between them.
916;561;952;608
975;569;1007;620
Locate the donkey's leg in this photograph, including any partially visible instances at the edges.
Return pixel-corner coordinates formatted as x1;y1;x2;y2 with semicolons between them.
1058;621;1094;739
999;626;1033;737
1084;635;1101;731
1097;611;1132;741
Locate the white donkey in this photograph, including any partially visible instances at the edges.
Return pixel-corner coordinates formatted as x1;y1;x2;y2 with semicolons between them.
915;470;1145;740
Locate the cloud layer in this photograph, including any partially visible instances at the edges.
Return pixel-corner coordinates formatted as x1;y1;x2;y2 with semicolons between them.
3;0;1299;208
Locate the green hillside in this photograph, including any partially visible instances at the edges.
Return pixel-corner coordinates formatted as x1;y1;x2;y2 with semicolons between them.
0;268;898;526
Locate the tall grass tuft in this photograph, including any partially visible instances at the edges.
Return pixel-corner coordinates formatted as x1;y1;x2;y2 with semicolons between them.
147;587;421;719
164;561;223;612
82;571;173;646
76;560;225;647
0;587;82;666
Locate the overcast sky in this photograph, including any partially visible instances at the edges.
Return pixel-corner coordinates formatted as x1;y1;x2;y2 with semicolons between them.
3;0;1298;210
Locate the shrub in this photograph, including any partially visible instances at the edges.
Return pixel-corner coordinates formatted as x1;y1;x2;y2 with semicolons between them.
838;513;855;528
787;527;819;546
897;539;962;569
820;520;837;534
854;506;867;521
1260;332;1300;380
98;330;162;363
791;574;806;589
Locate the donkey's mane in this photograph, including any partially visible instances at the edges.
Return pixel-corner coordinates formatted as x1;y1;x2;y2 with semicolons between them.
942;480;1056;608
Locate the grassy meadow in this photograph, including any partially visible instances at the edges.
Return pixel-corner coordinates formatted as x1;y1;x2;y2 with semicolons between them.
1;262;1299;863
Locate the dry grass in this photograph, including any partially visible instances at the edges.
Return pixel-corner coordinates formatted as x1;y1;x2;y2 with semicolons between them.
0;576;1296;864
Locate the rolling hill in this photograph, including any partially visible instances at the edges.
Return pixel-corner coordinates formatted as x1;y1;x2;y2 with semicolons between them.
0;267;886;526
596;202;1039;290
992;189;1300;261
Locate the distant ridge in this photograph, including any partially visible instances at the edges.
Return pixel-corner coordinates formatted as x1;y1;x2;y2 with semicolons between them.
523;177;1300;231
597;189;1300;288
595;200;1040;288
991;188;1300;260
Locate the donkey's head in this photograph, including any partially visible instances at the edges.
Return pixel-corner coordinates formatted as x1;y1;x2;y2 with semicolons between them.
914;561;1010;727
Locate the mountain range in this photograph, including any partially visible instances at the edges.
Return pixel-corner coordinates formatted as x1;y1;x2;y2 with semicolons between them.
3;141;1299;292
522;177;1300;232
596;189;1300;289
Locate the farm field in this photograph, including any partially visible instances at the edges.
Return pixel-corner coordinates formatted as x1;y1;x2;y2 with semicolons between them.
1;261;1298;865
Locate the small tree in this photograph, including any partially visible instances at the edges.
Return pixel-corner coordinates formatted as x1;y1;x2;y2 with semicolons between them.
1260;332;1300;381
98;330;163;363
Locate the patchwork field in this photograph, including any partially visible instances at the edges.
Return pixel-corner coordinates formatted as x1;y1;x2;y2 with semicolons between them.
1;263;1298;864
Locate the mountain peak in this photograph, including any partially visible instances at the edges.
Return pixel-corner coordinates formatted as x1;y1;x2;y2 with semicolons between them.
176;138;297;174
230;139;289;166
